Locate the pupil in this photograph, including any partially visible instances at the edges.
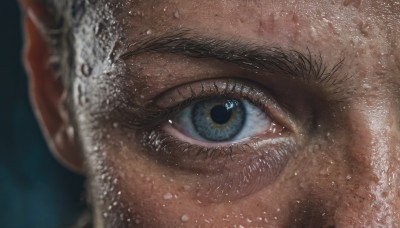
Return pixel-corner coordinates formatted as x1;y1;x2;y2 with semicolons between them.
210;105;232;124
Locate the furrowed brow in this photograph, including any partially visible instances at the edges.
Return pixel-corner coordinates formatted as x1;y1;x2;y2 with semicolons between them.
120;30;347;90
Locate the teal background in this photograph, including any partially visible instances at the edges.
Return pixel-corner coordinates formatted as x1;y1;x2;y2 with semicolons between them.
0;1;85;227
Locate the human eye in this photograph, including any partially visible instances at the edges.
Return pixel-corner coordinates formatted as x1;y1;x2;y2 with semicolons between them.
169;97;275;144
129;79;298;202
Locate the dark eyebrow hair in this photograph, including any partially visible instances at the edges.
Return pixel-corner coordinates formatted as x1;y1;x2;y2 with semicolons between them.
120;30;348;96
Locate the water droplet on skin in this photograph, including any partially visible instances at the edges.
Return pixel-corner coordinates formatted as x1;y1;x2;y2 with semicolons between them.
346;175;352;180
80;64;92;77
146;29;152;35
67;126;74;138
76;83;88;106
113;123;119;128
174;11;180;19
163;192;173;200
181;214;190;222
94;22;104;35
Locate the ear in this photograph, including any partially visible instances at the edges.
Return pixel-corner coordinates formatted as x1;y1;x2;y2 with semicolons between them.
21;0;84;173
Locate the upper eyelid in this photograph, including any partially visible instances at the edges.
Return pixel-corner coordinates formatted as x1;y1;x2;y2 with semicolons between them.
155;78;258;108
115;78;299;135
155;79;299;134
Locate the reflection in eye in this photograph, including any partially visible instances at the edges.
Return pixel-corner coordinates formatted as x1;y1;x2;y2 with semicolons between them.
173;97;272;143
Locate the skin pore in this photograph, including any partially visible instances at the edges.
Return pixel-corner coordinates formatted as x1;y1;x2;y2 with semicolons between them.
22;0;400;227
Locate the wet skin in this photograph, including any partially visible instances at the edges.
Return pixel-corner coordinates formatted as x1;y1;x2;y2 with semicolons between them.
66;0;400;227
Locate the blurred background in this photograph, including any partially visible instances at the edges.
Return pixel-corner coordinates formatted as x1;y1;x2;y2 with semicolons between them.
0;1;85;227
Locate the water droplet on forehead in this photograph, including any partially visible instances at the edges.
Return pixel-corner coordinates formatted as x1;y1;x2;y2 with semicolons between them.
181;214;190;222
174;11;180;19
163;192;173;200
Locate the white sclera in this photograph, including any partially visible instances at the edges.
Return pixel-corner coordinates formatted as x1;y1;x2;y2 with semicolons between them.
172;99;272;143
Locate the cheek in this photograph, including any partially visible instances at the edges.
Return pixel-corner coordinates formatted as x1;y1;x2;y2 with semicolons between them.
81;126;347;227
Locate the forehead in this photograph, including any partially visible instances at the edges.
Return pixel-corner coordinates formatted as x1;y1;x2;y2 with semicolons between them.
113;0;400;22
107;0;399;67
78;0;400;89
110;0;400;45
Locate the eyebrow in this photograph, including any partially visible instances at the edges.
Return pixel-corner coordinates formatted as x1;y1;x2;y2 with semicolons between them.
120;30;347;92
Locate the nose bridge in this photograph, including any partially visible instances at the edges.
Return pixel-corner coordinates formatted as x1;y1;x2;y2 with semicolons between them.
334;100;400;227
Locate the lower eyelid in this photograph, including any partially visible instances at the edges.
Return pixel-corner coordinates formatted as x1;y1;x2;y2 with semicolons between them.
140;128;296;202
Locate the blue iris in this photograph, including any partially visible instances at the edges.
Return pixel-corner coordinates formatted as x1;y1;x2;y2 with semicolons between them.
191;98;246;141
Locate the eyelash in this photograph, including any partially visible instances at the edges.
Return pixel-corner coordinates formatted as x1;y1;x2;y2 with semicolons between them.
121;78;291;133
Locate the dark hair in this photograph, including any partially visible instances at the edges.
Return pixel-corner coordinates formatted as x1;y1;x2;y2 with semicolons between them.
34;0;81;88
35;0;117;89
